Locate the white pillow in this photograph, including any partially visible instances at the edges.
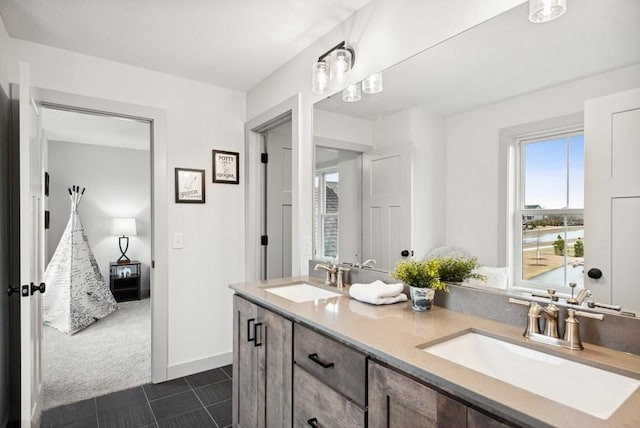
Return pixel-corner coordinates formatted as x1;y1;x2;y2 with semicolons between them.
466;266;509;290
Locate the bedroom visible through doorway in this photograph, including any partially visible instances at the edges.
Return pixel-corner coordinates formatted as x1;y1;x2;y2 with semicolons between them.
40;106;152;410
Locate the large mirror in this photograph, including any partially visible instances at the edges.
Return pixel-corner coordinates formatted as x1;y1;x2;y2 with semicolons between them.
313;0;640;312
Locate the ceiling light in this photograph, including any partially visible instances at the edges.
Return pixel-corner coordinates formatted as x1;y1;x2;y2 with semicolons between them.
311;41;355;95
529;0;567;23
342;83;361;103
362;73;383;94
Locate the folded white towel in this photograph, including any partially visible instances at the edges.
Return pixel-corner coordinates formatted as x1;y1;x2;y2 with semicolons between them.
349;280;407;305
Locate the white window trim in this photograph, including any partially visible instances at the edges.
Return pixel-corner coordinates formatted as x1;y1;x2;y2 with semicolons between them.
498;113;584;292
314;167;339;262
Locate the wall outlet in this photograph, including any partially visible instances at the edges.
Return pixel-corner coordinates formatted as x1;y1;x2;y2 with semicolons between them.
172;232;184;249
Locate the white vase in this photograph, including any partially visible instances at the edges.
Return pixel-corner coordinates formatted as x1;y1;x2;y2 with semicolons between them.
409;286;435;312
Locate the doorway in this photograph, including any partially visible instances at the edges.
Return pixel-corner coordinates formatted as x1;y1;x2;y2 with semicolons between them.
40;106;152;409
8;82;170;425
262;119;292;280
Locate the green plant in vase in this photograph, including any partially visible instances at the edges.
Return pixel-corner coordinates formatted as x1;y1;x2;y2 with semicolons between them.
391;259;447;312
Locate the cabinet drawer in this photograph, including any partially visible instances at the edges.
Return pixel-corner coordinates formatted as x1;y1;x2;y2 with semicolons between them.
294;323;367;405
294;365;365;427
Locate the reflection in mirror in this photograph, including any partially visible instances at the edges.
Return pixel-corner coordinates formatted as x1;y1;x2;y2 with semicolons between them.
312;0;640;313
314;147;362;264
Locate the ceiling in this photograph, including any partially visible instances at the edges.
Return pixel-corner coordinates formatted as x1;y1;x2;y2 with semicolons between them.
316;0;640;119
0;0;371;91
42;108;151;151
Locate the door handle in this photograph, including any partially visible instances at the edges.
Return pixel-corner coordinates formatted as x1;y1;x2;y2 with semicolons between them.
247;318;256;342
307;417;320;427
254;322;263;347
308;353;334;368
30;282;46;295
587;268;603;279
7;285;30;297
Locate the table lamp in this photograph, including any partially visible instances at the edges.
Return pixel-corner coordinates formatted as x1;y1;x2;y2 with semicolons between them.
112;217;137;263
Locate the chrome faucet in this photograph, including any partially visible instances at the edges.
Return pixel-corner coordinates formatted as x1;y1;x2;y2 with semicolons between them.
336;266;350;289
355;259;376;269
314;263;337;286
510;297;603;350
566;282;592;305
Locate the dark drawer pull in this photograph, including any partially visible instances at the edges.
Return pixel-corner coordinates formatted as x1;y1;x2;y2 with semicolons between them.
308;353;334;368
247;318;256;342
307;417;319;427
254;322;263;347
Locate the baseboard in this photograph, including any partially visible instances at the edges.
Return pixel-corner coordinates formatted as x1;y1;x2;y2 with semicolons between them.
166;351;233;380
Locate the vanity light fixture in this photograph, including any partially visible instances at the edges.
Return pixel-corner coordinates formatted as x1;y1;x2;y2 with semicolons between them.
362;72;383;94
342;83;362;102
528;0;567;23
311;41;355;95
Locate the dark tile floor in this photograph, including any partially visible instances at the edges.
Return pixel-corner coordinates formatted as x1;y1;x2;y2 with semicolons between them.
42;365;233;428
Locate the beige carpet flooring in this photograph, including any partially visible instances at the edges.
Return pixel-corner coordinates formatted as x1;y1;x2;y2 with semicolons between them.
42;298;151;410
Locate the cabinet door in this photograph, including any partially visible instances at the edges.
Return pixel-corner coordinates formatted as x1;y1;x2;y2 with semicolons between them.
294;365;365;427
258;306;293;427
232;295;260;428
368;361;466;428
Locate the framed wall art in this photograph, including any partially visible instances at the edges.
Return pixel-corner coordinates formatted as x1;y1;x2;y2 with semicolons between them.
212;150;240;184
175;168;205;203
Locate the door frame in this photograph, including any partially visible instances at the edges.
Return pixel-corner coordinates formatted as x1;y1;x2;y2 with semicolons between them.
244;94;304;281
21;87;170;384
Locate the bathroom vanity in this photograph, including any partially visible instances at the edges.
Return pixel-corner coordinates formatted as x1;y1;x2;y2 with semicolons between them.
230;277;640;427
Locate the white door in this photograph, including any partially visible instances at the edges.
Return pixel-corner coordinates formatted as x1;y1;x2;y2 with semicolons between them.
18;62;44;427
584;88;640;312
362;147;412;271
265;121;292;279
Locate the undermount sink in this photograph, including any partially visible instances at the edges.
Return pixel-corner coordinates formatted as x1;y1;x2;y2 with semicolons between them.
422;332;640;420
264;283;342;303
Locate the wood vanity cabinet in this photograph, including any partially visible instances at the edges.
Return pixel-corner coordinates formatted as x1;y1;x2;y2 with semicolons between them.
232;295;293;427
368;360;467;427
293;323;367;426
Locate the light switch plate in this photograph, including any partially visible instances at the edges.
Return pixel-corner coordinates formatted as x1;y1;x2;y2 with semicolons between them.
172;232;184;249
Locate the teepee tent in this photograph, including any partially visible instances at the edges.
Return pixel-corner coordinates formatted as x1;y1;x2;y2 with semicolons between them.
43;186;118;334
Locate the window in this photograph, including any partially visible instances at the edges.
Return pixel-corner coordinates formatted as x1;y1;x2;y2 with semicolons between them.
514;130;584;290
314;170;339;260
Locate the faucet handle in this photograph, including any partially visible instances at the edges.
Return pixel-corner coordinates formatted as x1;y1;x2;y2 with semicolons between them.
563;309;603;350
574;310;604;321
509;298;532;307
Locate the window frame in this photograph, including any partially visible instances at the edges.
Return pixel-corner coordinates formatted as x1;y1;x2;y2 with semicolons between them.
499;114;585;293
314;167;339;261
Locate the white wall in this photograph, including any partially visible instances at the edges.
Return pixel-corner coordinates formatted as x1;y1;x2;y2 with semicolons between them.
314;109;372;148
445;65;640;266
47;140;152;295
8;38;246;375
410;109;446;259
248;0;524;275
0;15;8;92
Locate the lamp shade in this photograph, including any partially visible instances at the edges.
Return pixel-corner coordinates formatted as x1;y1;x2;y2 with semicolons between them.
529;0;566;23
362;73;383;94
112;218;137;236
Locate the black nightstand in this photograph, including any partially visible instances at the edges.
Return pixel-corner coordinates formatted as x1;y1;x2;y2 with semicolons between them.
109;261;141;302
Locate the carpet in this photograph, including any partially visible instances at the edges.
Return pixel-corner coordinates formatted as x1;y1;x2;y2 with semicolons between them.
42;298;151;410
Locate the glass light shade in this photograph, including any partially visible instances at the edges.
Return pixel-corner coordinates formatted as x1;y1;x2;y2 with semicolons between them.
312;61;329;95
362;73;383;94
112;217;137;236
330;48;352;85
342;84;361;103
529;0;567;23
